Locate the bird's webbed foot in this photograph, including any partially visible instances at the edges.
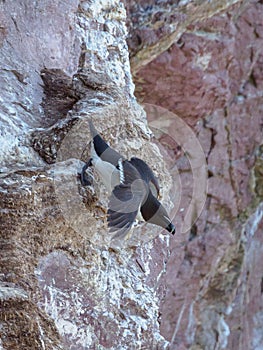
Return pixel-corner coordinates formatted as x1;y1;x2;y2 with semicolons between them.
80;158;93;186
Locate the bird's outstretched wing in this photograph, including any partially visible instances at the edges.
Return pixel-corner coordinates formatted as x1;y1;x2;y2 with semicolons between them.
129;157;160;198
107;160;148;239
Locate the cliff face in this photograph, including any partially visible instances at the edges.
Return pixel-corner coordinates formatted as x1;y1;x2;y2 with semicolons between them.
0;1;262;350
0;1;172;349
128;1;263;348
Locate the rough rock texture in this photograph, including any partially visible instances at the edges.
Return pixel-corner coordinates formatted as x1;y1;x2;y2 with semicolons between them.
0;1;171;349
124;0;242;72
130;0;263;349
132;0;263;124
0;1;263;350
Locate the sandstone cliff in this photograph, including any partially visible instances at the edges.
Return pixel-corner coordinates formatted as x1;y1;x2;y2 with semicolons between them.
0;1;262;349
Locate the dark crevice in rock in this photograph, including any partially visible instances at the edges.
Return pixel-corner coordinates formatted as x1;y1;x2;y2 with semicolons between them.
254;145;263;199
10;16;19;32
248;70;258;88
31;116;79;164
10;69;28;84
208;129;217;158
40;68;80;128
203;118;217;161
207;169;214;178
30;68;84;163
188;223;198;242
32;61;121;163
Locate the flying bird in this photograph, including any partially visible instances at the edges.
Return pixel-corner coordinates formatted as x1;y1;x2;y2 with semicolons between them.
80;119;175;239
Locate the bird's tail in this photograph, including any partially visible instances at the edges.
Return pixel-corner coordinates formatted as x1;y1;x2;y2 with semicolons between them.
88;119;99;139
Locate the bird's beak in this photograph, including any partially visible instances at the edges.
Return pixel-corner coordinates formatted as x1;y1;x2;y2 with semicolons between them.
166;222;176;235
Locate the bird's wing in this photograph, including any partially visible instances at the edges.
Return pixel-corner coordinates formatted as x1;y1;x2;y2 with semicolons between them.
107;160;148;239
129;157;160;198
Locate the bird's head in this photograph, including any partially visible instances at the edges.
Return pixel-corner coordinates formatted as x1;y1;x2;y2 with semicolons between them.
141;191;175;236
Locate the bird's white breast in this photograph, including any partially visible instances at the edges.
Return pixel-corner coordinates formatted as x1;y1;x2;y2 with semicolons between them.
91;144;120;192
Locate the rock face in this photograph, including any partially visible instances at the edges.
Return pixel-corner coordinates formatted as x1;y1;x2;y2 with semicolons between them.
129;1;263;349
0;1;262;350
0;1;171;349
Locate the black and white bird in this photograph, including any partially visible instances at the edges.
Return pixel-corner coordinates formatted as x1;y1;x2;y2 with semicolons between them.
80;120;175;239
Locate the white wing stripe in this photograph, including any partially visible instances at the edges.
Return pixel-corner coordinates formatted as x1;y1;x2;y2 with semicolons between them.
118;158;125;184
